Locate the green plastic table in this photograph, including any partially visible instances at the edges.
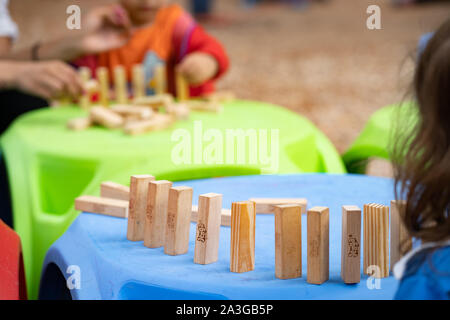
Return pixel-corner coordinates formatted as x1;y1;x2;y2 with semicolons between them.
342;102;417;173
0;99;345;299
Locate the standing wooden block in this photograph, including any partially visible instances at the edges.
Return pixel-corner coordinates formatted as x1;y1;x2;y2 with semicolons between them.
363;204;389;278
230;201;256;273
165;186;193;256
127;175;155;241
154;64;167;95
249;198;307;214
194;193;223;265
175;71;189;101
114;65;128;105
79;67;91;109
390;200;412;270
100;181;130;201
341;206;361;284
191;205;231;227
97;67;110;107
132;64;146;99
307;206;329;284
144;180;173;248
274;204;302;279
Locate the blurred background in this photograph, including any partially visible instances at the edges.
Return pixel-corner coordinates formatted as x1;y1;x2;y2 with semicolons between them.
9;0;450;153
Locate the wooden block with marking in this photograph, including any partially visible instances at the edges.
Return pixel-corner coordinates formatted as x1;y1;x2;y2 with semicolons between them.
97;67;110;107
230;201;256;273
341;205;361;284
132;64;145;99
250;198;307;214
100;181;130;201
194;193;223;265
390;200;411;270
127;175;155;241
275;204;302;279
90;106;124;129
67;117;92;131
191;205;231;227
144;180;173;248
75;195;128;218
363;203;389;278
175;71;189;101
114;65;128;105
165;186;193;256
307;206;329;284
124;114;174;135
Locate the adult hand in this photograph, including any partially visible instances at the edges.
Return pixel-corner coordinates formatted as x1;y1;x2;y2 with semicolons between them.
11;61;84;100
177;52;219;85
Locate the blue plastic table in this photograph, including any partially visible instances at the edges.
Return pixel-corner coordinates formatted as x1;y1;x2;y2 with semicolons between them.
40;174;400;300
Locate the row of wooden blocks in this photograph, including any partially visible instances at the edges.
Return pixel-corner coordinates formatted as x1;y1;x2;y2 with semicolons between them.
74;177;411;284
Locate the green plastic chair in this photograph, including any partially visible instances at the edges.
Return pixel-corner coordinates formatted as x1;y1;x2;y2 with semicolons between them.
1;99;345;299
342;102;418;173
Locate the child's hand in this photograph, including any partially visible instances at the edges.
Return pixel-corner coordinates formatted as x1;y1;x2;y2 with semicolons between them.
177;53;219;85
78;4;133;55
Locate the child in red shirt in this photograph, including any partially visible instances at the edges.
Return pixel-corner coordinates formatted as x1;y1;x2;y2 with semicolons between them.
74;0;229;98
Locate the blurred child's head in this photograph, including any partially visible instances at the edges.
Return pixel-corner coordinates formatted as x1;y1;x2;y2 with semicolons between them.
394;18;450;244
120;0;168;26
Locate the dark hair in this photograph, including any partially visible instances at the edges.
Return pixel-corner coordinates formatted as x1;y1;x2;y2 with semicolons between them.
393;18;450;244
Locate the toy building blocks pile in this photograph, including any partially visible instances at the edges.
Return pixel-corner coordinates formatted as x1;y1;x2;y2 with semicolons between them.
74;177;411;283
66;65;235;135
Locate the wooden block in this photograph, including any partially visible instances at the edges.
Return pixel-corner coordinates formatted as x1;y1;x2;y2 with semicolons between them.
84;79;99;94
110;105;153;120
90;106;124;129
67;117;92;131
230;201;256;273
249;198;307;214
165;186;193;255
124;114;173;135
114;65;128;105
97;67;110;107
133;94;174;108
191;205;231;227
274;204;302;279
100;181;130;201
132;64;146;99
154;64;167;95
204;91;236;103
175;71;189;101
390;200;411;270
79;67;91;109
127;175;155;241
144;180;173;248
194;193;223;265
363;203;389;278
186;100;223;113
341;205;361;284
307;206;329;284
75;195;128;218
166;103;190;120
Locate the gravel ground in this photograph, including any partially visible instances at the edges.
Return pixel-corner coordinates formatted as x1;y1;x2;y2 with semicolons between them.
10;0;450;153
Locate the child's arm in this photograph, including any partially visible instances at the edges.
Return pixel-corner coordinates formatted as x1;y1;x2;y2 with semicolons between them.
176;25;229;84
171;22;229;96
